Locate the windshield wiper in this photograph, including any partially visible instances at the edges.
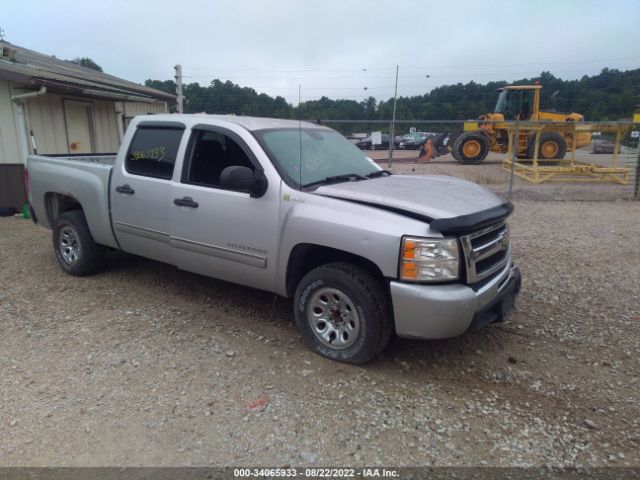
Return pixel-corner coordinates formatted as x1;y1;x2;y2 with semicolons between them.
365;169;392;178
303;173;367;189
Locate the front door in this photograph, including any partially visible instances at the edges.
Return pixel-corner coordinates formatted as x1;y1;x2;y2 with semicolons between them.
110;122;186;263
64;101;94;153
170;126;280;292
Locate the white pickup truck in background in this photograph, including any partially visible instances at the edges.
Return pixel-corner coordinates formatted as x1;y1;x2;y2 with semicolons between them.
26;114;520;364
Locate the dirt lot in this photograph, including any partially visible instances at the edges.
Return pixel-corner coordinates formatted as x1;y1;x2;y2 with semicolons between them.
1;162;639;467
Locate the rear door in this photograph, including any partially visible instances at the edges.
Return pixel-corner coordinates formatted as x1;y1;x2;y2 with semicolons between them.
110;121;186;263
169;124;280;292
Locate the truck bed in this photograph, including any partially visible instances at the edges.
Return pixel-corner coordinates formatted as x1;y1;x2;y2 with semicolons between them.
37;153;117;165
27;153;119;248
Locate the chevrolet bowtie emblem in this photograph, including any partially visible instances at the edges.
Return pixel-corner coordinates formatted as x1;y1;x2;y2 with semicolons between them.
501;229;510;249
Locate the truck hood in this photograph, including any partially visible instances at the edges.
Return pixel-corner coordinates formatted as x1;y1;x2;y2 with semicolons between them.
313;175;509;232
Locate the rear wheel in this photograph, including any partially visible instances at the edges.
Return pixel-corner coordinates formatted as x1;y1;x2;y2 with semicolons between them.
53;210;107;276
293;262;392;364
452;132;490;164
527;132;567;161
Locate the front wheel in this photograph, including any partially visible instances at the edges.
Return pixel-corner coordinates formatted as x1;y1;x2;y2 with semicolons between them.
53;210;107;276
452;131;490;164
293;262;392;364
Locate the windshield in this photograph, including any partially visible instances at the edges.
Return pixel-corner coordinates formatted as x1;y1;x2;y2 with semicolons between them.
495;90;508;113
255;128;381;188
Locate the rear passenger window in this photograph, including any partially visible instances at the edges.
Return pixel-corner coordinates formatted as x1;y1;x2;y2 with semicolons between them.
126;127;183;179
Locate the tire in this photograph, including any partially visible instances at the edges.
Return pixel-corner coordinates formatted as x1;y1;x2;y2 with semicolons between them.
447;132;462;161
452;131;490;164
53;210;107;276
527;132;567;161
293;262;392;364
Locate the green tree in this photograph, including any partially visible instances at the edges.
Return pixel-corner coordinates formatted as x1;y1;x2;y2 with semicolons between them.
69;57;103;72
144;67;640;124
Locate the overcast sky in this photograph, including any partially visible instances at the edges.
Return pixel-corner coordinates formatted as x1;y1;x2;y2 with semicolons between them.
1;0;639;104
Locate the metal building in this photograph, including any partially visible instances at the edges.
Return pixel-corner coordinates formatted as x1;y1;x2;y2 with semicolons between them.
0;41;175;211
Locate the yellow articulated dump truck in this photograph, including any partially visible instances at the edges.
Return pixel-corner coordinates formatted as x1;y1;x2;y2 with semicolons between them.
448;84;592;164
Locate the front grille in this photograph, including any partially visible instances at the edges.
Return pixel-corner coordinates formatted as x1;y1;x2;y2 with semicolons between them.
460;221;511;284
475;248;507;273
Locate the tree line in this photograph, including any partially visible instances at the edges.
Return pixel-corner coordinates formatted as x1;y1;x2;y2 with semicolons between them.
144;68;640;134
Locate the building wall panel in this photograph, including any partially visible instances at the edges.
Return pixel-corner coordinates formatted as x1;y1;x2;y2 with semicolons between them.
93;100;120;153
0;80;22;165
123;101;168;118
24;93;67;155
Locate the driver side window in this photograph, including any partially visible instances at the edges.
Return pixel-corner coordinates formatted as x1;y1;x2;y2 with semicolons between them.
183;130;255;188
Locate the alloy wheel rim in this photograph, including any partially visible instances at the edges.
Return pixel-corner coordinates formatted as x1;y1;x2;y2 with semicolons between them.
307;287;360;350
59;226;81;264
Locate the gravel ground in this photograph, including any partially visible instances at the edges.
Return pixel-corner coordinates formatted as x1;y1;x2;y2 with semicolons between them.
1;197;639;467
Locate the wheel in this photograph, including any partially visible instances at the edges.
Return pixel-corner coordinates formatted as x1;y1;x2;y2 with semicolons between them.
452;131;490;164
293;262;392;364
53;210;107;276
527;132;567;161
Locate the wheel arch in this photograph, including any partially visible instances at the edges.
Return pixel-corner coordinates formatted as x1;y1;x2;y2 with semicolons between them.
285;243;387;298
43;191;118;249
45;192;84;227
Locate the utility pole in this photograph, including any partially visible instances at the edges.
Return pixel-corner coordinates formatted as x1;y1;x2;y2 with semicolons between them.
174;64;184;114
0;27;5;41
387;65;399;171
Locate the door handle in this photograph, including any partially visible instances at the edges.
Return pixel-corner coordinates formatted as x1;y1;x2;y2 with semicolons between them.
115;184;135;195
173;196;199;208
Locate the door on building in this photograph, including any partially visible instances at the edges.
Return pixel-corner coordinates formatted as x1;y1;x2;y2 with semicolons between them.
64;100;95;153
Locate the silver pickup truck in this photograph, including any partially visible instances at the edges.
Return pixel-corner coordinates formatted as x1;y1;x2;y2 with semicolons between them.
27;114;520;364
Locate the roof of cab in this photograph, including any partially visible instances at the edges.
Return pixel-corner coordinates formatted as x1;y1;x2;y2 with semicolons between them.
137;114;328;132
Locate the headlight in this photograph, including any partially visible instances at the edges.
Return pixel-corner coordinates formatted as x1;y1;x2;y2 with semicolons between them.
400;236;459;282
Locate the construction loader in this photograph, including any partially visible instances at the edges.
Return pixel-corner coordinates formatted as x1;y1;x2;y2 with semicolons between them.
421;84;592;164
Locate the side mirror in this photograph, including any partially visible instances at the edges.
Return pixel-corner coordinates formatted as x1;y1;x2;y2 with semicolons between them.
220;166;268;198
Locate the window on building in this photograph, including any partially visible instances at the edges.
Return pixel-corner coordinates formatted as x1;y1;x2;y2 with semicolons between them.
125;127;184;179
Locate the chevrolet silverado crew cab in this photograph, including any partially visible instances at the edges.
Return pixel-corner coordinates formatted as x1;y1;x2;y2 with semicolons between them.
26;114;521;364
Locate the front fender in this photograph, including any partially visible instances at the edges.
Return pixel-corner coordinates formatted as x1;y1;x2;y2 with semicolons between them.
275;195;430;296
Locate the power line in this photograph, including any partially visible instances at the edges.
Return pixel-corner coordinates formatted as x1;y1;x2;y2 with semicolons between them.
181;66;639;87
182;56;640;74
184;66;383;73
400;56;640;69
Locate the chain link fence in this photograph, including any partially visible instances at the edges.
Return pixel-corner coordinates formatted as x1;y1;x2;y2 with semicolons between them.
320;119;640;203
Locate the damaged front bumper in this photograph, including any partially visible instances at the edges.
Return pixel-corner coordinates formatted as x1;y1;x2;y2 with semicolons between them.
389;263;521;339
